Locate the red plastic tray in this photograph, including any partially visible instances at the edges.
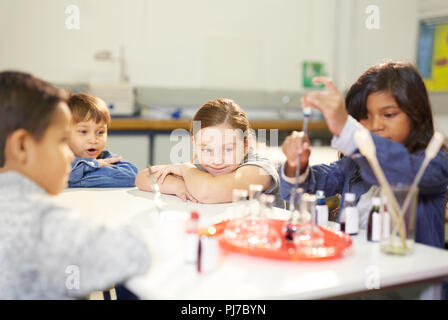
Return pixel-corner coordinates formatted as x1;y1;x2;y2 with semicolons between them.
214;219;352;261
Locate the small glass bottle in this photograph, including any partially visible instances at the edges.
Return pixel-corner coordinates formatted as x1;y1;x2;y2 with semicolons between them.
315;190;329;227
248;184;263;217
197;216;218;274
284;188;304;242
185;211;199;263
293;193;324;249
340;193;359;235
232;189;249;219
381;195;391;240
367;197;381;242
223;189;248;247
254;194;281;250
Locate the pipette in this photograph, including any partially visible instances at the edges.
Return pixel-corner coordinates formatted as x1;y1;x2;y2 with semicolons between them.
285;107;311;241
293;107;312;190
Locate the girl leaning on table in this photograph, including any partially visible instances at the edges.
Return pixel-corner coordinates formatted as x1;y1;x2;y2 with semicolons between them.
135;98;281;205
279;61;448;248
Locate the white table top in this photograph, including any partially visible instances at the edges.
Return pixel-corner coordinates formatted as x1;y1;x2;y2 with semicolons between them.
53;187;448;300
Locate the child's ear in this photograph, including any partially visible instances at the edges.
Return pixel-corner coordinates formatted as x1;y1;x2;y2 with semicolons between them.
5;129;30;165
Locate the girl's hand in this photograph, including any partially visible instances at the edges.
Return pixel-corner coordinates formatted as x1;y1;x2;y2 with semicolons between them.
175;182;198;203
302;77;348;136
153;163;195;184
97;156;123;167
282;131;311;177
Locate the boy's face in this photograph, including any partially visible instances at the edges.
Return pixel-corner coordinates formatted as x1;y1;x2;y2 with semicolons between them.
360;91;411;145
68;120;108;159
26;103;74;195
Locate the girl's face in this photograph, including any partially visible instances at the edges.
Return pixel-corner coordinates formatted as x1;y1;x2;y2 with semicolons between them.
193;123;247;176
360;91;411;145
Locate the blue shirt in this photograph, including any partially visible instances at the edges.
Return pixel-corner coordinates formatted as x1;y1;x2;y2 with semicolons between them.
69;150;138;188
279;116;448;248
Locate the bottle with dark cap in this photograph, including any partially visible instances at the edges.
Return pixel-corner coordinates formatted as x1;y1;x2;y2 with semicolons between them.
340;193;359;235
367;197;381;242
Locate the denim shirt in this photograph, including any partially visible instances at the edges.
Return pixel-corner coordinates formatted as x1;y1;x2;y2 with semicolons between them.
279;116;448;248
69;150;138;188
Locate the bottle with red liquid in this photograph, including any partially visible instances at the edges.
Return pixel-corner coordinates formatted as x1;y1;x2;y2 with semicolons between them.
185;211;199;263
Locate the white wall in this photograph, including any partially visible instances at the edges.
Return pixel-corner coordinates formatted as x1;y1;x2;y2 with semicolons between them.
0;0;337;91
334;0;420;90
0;0;441;94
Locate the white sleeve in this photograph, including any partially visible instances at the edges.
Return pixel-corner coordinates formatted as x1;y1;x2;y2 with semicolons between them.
280;162;310;185
330;115;364;156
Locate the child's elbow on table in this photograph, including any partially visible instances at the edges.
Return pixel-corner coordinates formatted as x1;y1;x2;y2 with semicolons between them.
135;169;150;191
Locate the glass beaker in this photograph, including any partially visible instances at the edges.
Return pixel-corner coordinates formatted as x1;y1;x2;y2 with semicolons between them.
244;187;281;250
283;188;304;242
223;189;249;246
250;194;282;249
293;193;324;249
248;184;263;217
380;184;418;256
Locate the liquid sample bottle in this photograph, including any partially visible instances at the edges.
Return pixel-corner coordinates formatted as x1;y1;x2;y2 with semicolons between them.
185;211;199;263
367;197;381;242
197;216;218;274
381;195;391;240
315;190;329;227
340;193;359;235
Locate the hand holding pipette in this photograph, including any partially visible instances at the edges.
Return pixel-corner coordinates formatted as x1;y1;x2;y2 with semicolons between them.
301;77;348;137
282;109;311;240
281;131;311;179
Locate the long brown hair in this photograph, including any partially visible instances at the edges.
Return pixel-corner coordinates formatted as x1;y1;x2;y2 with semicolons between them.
346;61;434;153
190;98;250;143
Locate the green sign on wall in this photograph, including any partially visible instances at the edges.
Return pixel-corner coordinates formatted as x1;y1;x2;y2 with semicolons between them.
302;61;326;88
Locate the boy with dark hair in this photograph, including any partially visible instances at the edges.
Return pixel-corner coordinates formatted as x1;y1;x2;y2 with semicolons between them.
0;71;150;299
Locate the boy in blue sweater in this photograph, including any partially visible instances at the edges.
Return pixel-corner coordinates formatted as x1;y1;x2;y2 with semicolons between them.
280;62;448;249
67;93;138;188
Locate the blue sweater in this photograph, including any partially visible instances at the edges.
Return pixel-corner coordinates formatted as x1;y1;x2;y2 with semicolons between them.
279;116;448;248
69;150;138;188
